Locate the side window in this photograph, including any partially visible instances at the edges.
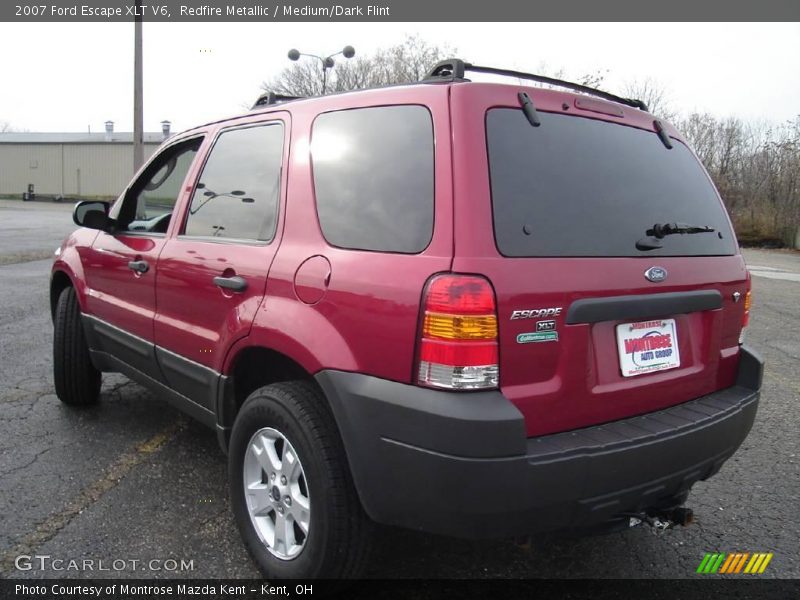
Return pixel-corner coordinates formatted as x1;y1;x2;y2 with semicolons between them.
116;138;202;233
311;105;434;253
183;124;284;242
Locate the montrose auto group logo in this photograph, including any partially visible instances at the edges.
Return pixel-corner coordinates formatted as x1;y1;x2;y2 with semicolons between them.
624;320;675;368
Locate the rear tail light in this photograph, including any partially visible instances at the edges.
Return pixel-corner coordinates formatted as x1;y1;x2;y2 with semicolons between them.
739;271;752;344
416;274;499;390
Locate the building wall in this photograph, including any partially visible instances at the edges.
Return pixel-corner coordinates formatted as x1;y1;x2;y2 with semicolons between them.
0;143;160;198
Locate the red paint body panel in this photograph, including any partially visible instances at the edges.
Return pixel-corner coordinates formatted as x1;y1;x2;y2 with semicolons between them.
52;228;99;309
154;240;275;368
230;85;454;382
53;80;749;439
449;84;747;436
153;113;290;370
83;233;166;342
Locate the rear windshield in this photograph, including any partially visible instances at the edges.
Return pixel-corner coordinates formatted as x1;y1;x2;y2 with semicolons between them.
486;109;737;257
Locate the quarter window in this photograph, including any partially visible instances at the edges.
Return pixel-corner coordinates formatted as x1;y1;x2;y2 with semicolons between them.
183;124;284;242
311;105;434;253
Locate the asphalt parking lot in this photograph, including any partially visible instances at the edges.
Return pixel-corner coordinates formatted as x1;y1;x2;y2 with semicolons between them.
0;199;798;580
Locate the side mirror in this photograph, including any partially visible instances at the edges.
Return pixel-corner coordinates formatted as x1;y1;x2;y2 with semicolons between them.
73;201;111;231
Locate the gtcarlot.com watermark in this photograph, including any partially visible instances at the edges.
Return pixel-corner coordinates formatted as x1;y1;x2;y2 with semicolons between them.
14;554;195;573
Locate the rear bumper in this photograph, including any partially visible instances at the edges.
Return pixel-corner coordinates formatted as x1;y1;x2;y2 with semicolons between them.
316;346;763;539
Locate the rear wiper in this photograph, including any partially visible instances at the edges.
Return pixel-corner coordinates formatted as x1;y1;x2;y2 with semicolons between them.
647;222;715;238
636;222;716;251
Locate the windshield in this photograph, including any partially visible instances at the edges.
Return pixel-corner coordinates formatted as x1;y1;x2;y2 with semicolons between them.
486;109;737;257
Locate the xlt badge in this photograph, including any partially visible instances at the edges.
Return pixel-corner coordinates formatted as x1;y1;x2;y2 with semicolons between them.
536;320;556;332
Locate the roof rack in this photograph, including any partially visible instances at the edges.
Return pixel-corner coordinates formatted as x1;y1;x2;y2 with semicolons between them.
251;91;305;110
422;59;648;111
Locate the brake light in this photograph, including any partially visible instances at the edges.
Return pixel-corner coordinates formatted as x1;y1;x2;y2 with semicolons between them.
416;274;499;390
739;271;752;344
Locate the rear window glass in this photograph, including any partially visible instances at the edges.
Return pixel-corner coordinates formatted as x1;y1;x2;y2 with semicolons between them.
486;109;737;257
311;105;434;253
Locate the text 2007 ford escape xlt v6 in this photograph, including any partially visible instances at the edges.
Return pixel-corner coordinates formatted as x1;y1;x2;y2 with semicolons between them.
51;59;763;579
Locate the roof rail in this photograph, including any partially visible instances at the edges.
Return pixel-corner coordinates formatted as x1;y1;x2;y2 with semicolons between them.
251;91;305;110
422;59;648;111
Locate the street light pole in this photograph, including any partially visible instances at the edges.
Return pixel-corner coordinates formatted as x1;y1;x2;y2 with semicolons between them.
287;46;355;95
133;0;144;173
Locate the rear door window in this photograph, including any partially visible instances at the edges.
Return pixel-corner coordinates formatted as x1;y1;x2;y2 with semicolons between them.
486;109;736;257
311;105;434;253
183;123;283;242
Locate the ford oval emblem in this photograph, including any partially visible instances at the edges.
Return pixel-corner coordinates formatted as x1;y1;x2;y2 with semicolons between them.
645;266;668;283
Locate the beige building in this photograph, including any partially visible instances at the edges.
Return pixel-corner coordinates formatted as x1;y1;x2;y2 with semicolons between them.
0;121;170;200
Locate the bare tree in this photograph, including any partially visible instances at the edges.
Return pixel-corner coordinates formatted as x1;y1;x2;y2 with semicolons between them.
675;111;800;246
680;112;719;165
263;35;456;97
622;78;676;120
573;68;609;89
511;62;609;90
0;121;14;133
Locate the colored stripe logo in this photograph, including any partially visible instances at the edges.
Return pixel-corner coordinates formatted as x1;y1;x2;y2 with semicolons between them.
697;552;773;574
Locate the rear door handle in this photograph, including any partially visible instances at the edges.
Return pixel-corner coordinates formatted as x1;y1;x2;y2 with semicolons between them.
213;275;247;292
128;260;149;274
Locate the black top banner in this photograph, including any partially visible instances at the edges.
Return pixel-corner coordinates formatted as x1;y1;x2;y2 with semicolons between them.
3;0;800;22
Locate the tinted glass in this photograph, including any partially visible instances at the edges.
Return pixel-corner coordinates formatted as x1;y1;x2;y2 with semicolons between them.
312;105;434;253
121;139;200;233
184;124;283;241
486;109;737;257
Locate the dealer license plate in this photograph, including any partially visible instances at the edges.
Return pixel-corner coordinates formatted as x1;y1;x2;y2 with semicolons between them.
615;318;680;377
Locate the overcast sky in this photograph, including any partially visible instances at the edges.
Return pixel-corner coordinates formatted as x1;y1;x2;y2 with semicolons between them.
1;22;798;134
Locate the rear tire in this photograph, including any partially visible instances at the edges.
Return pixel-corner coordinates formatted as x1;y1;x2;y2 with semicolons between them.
53;287;101;406
229;381;372;579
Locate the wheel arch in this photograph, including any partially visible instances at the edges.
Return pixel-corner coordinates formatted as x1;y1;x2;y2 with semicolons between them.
50;268;75;321
218;345;321;443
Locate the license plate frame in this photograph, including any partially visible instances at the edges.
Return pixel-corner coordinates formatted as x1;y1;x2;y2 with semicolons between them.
615;318;680;377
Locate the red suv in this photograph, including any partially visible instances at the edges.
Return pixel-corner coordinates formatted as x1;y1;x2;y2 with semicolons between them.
51;60;763;579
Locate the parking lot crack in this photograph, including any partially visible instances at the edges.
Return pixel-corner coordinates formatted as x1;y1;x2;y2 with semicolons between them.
0;446;53;477
0;419;184;575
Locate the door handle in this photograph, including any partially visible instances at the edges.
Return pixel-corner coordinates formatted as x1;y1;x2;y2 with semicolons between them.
213;275;247;292
128;260;149;274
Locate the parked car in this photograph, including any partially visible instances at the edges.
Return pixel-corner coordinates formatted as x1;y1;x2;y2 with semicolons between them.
51;59;763;579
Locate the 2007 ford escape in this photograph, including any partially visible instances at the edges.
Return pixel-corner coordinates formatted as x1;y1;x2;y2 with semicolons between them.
51;59;763;578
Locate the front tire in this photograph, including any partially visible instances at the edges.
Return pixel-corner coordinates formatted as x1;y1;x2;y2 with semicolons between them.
229;381;372;579
53;287;101;406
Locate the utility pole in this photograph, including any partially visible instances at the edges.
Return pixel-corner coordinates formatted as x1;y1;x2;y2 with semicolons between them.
133;0;144;173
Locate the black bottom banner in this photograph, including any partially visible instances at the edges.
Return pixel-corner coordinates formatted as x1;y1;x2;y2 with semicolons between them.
2;579;799;600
